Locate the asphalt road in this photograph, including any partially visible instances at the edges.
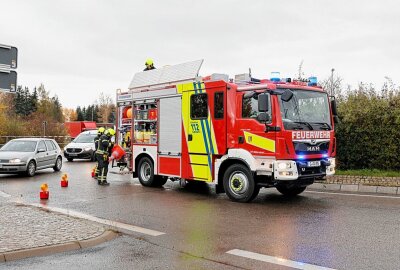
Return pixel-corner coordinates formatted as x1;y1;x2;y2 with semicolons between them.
0;159;399;270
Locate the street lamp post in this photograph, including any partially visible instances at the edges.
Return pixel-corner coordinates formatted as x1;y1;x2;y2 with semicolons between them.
330;68;335;96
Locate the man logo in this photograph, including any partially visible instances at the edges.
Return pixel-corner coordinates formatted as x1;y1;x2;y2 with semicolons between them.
310;139;317;145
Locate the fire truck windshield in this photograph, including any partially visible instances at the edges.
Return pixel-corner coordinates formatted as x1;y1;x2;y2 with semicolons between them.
278;89;331;131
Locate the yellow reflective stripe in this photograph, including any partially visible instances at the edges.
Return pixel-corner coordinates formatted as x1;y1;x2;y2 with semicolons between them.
244;131;275;152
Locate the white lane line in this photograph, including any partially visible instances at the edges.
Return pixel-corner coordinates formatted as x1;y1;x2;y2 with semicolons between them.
28;203;165;237
306;190;400;199
227;249;336;270
0;190;11;198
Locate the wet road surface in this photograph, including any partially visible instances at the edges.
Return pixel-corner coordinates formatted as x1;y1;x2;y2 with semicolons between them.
0;159;399;270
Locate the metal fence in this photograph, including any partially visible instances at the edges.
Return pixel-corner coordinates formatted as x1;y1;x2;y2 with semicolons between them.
0;136;72;149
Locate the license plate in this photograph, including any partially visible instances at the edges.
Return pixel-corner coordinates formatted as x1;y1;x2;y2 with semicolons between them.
307;161;321;167
69;153;77;157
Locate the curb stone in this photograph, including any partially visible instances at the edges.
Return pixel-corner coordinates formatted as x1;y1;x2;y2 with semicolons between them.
0;230;118;262
310;183;400;195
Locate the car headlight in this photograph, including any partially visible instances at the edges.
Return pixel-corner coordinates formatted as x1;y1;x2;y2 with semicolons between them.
278;162;291;170
84;147;92;152
9;158;21;163
64;147;67;151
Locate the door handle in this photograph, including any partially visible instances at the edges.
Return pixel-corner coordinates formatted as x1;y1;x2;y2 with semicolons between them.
188;134;193;141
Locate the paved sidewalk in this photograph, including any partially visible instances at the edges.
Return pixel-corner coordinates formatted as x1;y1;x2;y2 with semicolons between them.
0;203;105;254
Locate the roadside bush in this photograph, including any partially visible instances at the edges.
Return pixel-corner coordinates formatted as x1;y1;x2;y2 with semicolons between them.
335;82;400;170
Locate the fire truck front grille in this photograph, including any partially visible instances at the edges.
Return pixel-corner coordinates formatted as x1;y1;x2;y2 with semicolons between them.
293;142;329;155
66;148;82;153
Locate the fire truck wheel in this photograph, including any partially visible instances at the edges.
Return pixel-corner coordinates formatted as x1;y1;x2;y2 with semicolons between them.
223;164;257;203
137;157;167;187
276;185;306;197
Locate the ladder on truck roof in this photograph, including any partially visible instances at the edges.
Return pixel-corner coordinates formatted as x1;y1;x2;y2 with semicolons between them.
128;59;204;91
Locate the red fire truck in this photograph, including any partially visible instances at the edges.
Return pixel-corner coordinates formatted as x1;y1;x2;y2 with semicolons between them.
115;60;338;202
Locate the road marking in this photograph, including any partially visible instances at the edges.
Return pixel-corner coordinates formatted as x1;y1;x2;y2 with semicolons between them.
227;249;336;270
0;190;11;198
28;203;165;237
306;190;400;199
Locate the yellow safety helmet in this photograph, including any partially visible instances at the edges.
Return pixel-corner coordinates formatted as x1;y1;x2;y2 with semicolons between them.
98;127;105;134
106;128;116;136
145;58;154;66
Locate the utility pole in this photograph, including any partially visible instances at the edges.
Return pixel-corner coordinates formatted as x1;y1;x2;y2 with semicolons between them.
43;121;47;136
330;68;335;96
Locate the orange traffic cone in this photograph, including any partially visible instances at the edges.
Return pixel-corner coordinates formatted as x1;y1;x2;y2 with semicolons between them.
61;173;68;187
40;183;49;199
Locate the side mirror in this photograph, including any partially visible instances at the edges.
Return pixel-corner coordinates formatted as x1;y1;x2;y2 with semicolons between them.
37;148;46;153
281;89;294;102
258;93;269;112
331;99;338;116
257;112;271;123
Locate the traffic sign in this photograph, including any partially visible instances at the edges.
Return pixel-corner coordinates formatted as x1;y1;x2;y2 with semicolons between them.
0;44;18;69
0;70;17;92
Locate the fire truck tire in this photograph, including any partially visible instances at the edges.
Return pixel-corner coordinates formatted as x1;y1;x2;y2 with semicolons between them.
137;157;166;187
276;185;306;197
223;164;257;203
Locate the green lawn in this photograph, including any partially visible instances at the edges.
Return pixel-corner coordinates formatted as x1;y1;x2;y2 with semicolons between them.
336;169;400;177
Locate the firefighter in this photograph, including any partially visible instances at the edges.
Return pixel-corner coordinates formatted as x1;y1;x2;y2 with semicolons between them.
94;127;105;179
144;59;156;71
96;128;116;186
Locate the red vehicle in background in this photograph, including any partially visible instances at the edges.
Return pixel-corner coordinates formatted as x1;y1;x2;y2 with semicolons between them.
65;121;97;139
115;60;338;202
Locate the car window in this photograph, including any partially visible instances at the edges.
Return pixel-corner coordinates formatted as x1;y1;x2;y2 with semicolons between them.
45;140;55;150
0;141;37;152
38;141;47;151
74;134;97;143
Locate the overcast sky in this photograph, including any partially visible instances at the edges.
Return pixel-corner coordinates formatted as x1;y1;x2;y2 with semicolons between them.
1;0;399;108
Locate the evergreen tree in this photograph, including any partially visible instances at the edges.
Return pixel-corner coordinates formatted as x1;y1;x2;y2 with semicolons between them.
85;105;93;121
93;105;99;122
82;106;87;121
76;106;84;121
51;95;63;122
30;87;38;113
14;86;24;116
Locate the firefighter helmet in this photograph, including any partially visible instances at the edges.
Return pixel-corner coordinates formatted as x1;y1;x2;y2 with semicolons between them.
106;128;116;136
145;58;154;66
98;127;105;135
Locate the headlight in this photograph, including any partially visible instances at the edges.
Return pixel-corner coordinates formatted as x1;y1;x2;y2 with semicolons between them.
63;147;67;151
84;147;92;152
278;162;291;170
9;158;21;163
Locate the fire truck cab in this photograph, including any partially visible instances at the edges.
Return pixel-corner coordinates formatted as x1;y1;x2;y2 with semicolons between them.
115;60;337;202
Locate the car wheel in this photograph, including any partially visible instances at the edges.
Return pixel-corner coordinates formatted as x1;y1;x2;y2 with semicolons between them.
276;185;306;197
67;158;74;162
223;164;257;203
53;156;62;171
26;160;36;177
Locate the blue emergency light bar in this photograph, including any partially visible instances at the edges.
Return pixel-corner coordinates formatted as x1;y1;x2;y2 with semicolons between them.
308;77;318;86
270;72;281;82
